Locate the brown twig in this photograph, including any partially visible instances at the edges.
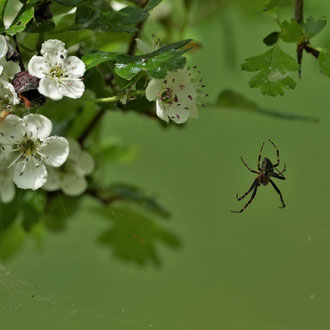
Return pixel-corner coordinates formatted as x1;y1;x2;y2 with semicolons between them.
12;35;25;70
78;1;149;146
294;0;303;23
78;108;106;145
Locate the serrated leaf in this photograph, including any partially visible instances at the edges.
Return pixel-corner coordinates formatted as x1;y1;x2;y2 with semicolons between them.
114;39;191;80
263;31;280;46
318;50;330;77
241;45;298;96
303;16;327;39
0;5;34;34
281;19;303;43
82;52;117;70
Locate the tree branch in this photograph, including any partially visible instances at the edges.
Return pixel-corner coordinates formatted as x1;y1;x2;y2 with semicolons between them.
12;35;25;71
295;0;303;23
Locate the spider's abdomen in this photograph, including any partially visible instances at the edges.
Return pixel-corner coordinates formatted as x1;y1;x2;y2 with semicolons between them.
261;157;273;171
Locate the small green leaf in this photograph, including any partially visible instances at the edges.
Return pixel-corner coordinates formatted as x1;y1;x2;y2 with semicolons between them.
73;1;148;33
82;52;117;70
263;31;280;46
0;5;34;34
303;16;327;39
216;89;319;122
241;45;298;96
115;39;191;80
318;50;330;77
217;90;258;111
281;19;303;43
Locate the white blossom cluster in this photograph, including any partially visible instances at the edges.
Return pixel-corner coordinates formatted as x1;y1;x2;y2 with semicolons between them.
0;37;93;202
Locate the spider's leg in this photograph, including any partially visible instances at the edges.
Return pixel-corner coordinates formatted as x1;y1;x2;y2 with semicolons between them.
257;142;265;170
231;184;259;213
268;139;280;167
269;179;285;208
271;173;286;180
236;178;258;201
240;157;259;174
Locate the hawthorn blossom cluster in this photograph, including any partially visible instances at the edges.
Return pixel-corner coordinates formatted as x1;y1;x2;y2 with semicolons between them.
0;38;92;202
0;35;204;203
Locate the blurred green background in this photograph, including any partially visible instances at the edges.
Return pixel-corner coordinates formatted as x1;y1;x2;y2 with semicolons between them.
2;0;330;329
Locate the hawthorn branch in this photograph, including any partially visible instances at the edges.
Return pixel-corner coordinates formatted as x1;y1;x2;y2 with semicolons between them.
295;0;303;23
78;1;149;146
12;35;25;70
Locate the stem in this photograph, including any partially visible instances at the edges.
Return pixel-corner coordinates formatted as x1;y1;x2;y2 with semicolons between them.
295;0;304;78
295;0;303;23
78;1;148;146
86;90;146;103
12;35;25;70
78;108;106;145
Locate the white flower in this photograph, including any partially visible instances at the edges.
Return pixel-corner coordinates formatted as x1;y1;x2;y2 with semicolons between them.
0;148;15;203
28;39;86;101
43;139;94;196
0;114;69;190
146;68;205;124
0;68;20;106
0;35;20;106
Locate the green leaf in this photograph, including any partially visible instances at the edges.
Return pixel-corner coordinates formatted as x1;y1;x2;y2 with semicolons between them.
281;19;303;43
96;206;180;267
53;0;83;6
217;90;258;111
0;224;24;260
115;39;191;80
216;89;319;122
145;0;162;11
0;5;34;34
73;1;148;33
90;183;170;218
318;50;330;77
303;16;327;40
263;31;280;46
0;0;7;28
264;0;293;11
82;52;117;70
241;45;298;96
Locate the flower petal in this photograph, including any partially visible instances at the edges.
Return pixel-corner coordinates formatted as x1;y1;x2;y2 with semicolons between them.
28;55;49;79
156;99;169;123
59;79;85;99
0;114;24;144
22;114;52;140
165;104;190;124
0;79;20;105
41;39;67;66
67;138;81;160
76;151;95;175
39;77;63;100
61;172;87;196
13;158;47;190
41;136;69;167
135;38;151;54
64;56;85;77
0;171;15;203
0;58;20;79
146;78;162;101
0;35;8;60
42;166;61;191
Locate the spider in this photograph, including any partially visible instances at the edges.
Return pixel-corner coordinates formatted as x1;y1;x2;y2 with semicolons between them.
231;139;286;213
